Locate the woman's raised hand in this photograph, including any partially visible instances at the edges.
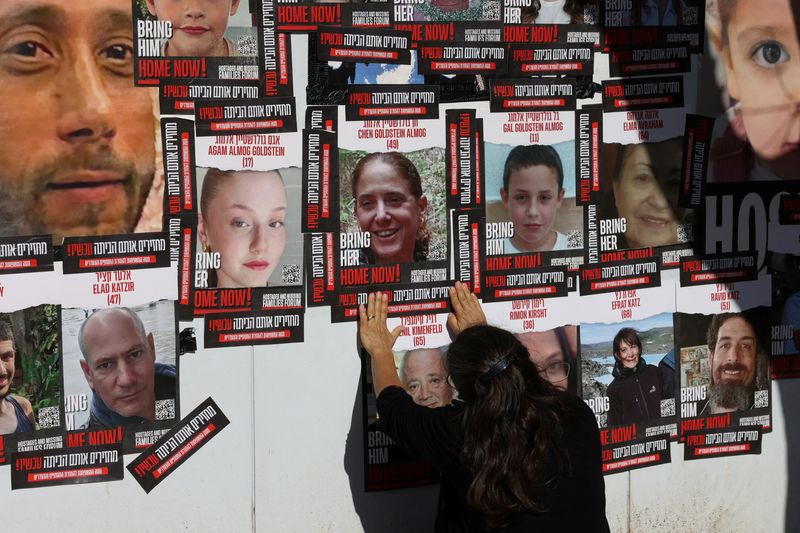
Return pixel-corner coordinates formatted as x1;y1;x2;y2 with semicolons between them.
447;282;487;337
358;292;403;357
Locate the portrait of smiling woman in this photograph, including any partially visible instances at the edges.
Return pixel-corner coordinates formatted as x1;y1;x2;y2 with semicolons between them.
340;149;447;266
599;137;688;250
353;152;428;265
606;327;663;426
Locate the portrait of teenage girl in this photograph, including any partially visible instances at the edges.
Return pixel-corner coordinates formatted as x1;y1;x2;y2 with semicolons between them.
493;144;581;254
706;0;800;182
198;168;301;289
599;138;688;249
359;284;609;532
350;152;433;265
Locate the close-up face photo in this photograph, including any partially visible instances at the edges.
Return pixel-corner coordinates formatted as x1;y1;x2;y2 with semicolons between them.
146;0;241;57
501;165;565;252
0;0;157;241
516;329;572;391
0;339;15;398
353;154;428;265
399;348;453;408
486;142;581;255
199;170;288;289
0;307;62;437
609;137;684;249
616;339;640;369
721;0;800;179
710;316;757;388
79;310;157;421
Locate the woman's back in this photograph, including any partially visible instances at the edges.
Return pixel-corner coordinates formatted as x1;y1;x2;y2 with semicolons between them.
377;386;609;532
360;289;610;532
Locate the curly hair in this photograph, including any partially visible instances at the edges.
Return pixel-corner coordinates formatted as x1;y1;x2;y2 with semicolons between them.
446;325;571;529
351;152;431;262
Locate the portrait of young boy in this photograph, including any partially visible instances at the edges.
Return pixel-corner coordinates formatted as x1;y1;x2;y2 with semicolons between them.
486;143;582;255
707;0;800;182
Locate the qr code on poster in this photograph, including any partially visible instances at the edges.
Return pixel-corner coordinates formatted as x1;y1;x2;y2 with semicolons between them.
482;0;500;20
583;5;599;24
429;241;447;261
754;390;769;408
156;399;176;420
660;398;675;417
567;230;583;249
237;35;258;57
37;406;60;428
282;264;301;284
682;7;698;26
677;223;692;243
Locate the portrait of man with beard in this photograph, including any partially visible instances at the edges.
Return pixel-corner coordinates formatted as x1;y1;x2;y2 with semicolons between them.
0;0;159;243
703;312;769;414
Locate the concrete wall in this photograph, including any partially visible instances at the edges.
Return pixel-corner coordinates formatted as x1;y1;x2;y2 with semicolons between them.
4;307;796;532
3;34;797;533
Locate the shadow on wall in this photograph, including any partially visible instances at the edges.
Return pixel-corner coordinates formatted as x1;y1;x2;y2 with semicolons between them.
782;380;800;533
343;374;440;533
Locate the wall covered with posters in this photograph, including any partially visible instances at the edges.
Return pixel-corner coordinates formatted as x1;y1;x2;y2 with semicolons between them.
1;0;800;531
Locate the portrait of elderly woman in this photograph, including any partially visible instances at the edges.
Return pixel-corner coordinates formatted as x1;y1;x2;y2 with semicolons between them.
197;167;303;289
599;138;690;250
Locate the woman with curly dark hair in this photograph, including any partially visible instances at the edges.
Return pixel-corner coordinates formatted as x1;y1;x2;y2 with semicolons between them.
359;284;609;532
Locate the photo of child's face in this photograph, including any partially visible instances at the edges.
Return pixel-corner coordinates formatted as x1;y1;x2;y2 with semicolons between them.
147;0;240;57
723;0;800;177
501;165;564;252
199;171;287;288
612;139;682;249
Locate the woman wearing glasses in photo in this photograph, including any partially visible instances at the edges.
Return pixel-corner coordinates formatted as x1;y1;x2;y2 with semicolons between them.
359;284;609;532
516;326;578;395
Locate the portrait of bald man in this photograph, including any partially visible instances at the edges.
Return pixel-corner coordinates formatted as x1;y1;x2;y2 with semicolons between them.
0;0;160;242
78;307;175;429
